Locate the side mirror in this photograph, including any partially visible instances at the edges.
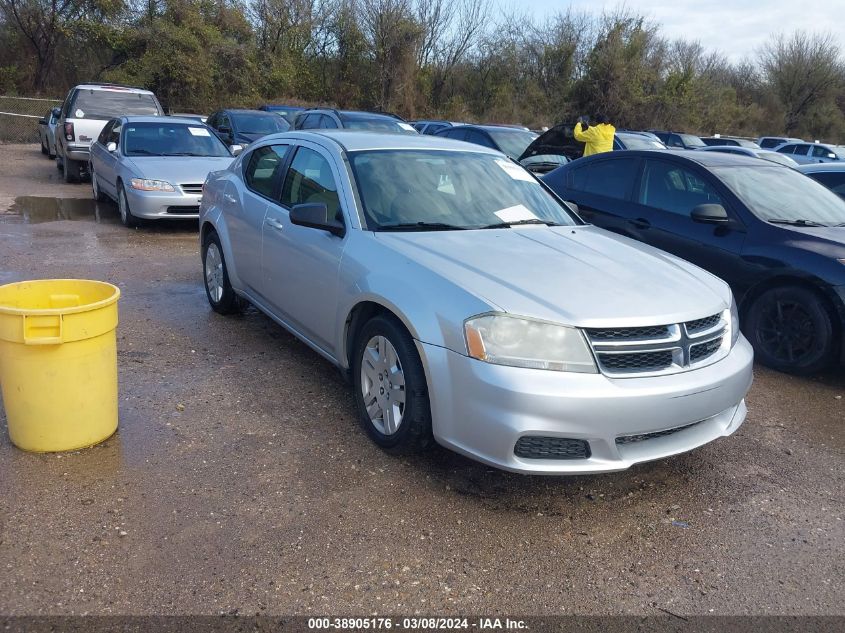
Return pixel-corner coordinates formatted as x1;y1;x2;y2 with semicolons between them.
52;107;61;118
691;203;729;223
106;142;117;153
289;202;345;237
230;144;243;156
827;153;836;159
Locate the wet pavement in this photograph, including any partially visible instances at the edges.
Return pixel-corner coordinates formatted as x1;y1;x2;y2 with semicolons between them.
0;145;843;616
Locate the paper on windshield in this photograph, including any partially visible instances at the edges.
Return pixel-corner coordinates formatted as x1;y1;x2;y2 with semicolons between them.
495;159;534;182
494;204;538;223
398;122;415;131
188;127;211;136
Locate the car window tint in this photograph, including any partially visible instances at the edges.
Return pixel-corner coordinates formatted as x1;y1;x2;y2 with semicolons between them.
639;160;723;215
299;114;321;130
281;147;342;221
319;114;338;129
794;145;811;156
809;172;845;196
570;159;638;200
465;130;496;149
777;144;796;154
812;145;831;158
108;121;122;146
442;128;467;141
245;145;290;198
98;120;115;145
427;124;447;135
667;134;685;148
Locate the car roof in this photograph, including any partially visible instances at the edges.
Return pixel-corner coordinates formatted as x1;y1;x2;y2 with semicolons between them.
74;84;154;95
446;124;530;133
796;162;845;173
220;108;278;115
571;149;768;168
255;129;504;154
122;115;206;124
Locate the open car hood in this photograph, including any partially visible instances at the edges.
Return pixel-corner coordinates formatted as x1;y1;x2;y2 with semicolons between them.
519;122;584;162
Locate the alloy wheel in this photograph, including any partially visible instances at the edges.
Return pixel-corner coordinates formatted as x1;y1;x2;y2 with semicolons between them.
360;335;406;435
757;299;816;364
204;242;225;304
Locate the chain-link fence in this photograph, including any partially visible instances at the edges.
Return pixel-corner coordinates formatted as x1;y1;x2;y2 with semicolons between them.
0;95;63;144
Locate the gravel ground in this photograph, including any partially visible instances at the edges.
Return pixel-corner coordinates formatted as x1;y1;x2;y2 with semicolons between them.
0;145;843;616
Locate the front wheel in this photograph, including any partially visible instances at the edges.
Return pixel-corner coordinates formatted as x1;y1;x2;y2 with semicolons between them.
91;168;107;202
352;314;433;454
745;286;836;374
117;183;139;228
202;231;242;315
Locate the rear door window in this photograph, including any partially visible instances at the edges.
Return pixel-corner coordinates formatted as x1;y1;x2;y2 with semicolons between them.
319;114;338;129
638;160;723;216
793;144;811;156
570;158;638;200
299;114;322;130
245;145;290;199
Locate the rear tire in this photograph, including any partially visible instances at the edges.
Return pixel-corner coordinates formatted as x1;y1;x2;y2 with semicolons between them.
745;285;836;375
202;231;243;315
40;140;48;155
63;156;81;183
352;314;433;454
117;183;139;228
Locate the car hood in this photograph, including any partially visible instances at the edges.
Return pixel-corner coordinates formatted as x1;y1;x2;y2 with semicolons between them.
769;224;845;256
124;156;234;183
374;226;730;326
519;123;584;162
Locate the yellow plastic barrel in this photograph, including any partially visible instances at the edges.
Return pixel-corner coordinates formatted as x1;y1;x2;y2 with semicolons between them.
0;279;120;452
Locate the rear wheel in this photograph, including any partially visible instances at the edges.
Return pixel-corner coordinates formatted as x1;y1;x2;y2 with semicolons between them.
745;286;836;374
352;314;433;454
63;156;81;183
202;231;242;315
40;139;48;155
117;183;139;228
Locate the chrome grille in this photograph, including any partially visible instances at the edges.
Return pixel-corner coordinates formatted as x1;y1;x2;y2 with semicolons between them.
616;421;701;446
180;183;203;194
585;312;726;377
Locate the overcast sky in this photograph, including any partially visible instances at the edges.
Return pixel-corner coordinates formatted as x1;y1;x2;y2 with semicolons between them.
496;0;845;62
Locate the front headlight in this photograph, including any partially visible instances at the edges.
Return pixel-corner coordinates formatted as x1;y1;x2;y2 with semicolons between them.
729;295;740;347
464;314;598;373
130;178;175;192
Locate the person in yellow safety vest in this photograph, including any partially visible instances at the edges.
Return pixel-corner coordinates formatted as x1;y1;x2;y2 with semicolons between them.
573;113;615;157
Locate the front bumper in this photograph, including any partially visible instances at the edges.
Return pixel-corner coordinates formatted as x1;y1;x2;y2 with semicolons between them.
419;335;754;474
125;187;201;219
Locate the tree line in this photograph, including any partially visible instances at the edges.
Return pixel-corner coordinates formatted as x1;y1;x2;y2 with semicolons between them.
1;0;844;141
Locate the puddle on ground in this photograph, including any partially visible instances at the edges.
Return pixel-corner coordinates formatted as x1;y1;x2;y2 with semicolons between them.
6;196;119;224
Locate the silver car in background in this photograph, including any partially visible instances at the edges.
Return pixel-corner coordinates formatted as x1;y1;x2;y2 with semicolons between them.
199;131;753;475
89;116;235;227
38;106;61;158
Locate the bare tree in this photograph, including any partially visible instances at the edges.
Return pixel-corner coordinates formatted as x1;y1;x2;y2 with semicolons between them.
760;31;843;134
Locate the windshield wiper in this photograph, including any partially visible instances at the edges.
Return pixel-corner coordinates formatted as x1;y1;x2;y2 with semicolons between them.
479;219;562;229
128;149;158;155
162;152;204;157
768;218;829;227
377;222;468;232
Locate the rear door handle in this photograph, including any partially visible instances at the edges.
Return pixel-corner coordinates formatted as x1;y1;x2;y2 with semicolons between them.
629;217;651;230
265;217;284;231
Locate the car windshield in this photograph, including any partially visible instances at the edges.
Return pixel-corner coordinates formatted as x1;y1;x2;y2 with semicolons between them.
231;112;289;135
72;90;159;119
832;147;845;159
487;129;537;159
123;122;231;157
350;149;577;230
680;134;706;148
340;114;417;133
619;135;665;150
714;165;845;225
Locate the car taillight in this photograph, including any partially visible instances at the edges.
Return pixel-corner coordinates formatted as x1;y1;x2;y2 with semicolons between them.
64;122;74;141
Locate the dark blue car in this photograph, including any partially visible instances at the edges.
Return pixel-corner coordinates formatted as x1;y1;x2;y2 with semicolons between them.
543;150;845;374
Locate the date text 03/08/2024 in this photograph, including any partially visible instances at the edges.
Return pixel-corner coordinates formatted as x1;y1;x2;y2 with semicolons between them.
307;618;528;630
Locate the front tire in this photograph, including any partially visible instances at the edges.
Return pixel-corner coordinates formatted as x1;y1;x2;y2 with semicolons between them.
202;231;242;315
91;168;108;202
117;183;139;228
352;314;433;454
745;286;836;374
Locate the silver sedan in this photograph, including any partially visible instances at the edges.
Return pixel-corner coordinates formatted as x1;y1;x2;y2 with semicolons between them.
199;131;753;475
89;116;235;227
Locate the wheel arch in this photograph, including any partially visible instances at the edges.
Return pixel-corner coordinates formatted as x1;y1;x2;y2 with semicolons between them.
341;299;420;373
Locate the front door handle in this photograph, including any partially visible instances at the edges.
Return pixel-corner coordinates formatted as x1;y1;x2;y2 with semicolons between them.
223;193;237;204
265;217;284;231
629;217;651;230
